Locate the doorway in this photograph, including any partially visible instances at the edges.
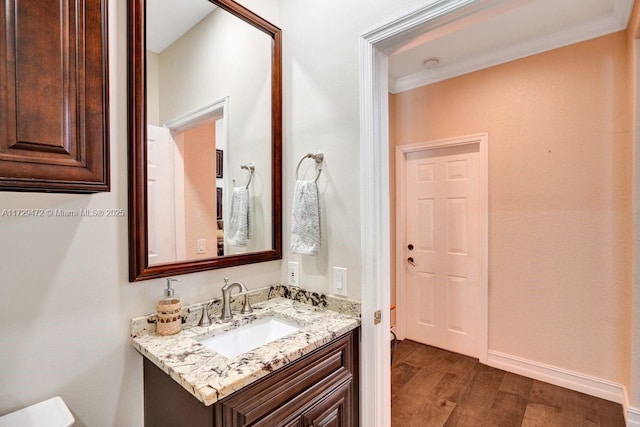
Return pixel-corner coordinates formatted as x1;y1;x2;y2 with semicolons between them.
146;96;228;265
359;1;637;426
395;135;488;359
147;120;220;264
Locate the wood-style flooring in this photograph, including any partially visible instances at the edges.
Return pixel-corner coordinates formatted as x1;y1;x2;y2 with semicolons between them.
391;340;625;427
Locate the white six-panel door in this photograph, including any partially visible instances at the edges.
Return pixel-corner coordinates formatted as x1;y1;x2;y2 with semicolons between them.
147;125;178;265
399;139;484;358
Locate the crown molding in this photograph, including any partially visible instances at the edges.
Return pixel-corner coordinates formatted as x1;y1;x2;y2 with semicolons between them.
391;0;633;94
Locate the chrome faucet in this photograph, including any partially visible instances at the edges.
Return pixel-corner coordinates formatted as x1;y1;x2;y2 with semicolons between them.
220;278;253;320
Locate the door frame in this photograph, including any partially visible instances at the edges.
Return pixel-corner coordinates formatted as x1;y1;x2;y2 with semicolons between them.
359;1;638;425
395;134;489;361
631;38;640;425
358;2;508;425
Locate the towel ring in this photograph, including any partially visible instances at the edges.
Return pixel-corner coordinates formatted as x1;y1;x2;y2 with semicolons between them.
241;163;255;189
295;152;324;182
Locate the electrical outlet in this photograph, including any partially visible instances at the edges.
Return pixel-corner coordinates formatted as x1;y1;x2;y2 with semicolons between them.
288;261;300;287
333;267;348;296
197;239;206;254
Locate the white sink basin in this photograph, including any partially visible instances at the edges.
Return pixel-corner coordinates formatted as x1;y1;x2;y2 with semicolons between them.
199;317;301;358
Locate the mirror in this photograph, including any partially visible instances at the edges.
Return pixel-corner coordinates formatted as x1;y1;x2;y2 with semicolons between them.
128;0;282;281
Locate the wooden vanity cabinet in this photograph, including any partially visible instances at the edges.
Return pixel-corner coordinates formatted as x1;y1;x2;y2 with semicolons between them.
143;328;359;427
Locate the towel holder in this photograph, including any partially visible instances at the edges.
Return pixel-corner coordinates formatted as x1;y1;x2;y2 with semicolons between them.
295;152;324;182
241;163;255;189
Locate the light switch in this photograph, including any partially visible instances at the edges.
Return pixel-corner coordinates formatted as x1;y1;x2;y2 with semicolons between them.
333;267;348;296
197;239;206;254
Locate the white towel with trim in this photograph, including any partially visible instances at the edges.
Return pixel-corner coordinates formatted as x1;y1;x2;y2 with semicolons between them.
227;187;250;246
291;180;321;255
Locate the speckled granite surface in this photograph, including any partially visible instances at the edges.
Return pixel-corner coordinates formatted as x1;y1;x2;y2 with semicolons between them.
130;285;360;406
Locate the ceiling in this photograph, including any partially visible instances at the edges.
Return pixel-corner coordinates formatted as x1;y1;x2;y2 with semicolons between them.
388;0;635;93
146;0;216;53
145;0;634;88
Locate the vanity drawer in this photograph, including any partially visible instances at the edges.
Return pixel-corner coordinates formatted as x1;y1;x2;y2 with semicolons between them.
217;329;358;426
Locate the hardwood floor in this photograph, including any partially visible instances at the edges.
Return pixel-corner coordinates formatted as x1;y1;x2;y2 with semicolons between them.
391;340;625;427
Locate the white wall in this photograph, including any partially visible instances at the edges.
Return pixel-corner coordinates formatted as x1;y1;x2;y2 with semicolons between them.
633;38;640;414
146;51;160;126
156;7;273;253
0;0;440;425
0;1;281;426
279;0;436;296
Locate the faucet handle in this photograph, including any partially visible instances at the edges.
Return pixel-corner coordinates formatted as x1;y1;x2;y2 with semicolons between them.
241;294;253;315
199;305;212;327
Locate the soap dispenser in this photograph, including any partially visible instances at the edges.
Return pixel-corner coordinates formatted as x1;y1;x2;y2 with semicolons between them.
156;278;182;336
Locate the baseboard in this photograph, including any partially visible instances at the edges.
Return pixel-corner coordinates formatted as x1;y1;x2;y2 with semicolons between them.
486;350;625;404
627;403;640;426
486;351;640;425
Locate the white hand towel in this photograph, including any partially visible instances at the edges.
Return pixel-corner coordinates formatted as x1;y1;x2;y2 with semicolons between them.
291;180;321;255
227;187;250;247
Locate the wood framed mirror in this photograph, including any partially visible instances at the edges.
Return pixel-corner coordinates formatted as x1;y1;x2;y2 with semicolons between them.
128;0;282;281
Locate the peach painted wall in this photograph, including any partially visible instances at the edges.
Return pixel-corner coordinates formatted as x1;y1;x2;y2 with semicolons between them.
182;121;218;260
390;31;632;387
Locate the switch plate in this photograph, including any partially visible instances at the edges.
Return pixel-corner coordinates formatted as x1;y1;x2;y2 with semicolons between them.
333;267;348;296
288;261;300;287
197;239;206;254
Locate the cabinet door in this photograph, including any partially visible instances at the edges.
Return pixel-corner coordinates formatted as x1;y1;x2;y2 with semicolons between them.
0;0;109;193
219;330;358;427
281;418;303;427
302;381;351;427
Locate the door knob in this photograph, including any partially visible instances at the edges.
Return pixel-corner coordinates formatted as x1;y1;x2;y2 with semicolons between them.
407;244;414;251
407;257;415;266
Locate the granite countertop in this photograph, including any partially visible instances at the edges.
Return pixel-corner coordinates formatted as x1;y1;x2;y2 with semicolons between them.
130;285;361;406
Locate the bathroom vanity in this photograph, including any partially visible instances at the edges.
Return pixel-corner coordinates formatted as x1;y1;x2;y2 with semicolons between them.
130;286;361;426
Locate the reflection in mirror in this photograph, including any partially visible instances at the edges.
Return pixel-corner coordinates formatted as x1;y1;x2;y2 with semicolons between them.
128;0;282;281
146;0;272;265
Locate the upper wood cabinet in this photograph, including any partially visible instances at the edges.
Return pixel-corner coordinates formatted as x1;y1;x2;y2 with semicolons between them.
0;0;109;193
